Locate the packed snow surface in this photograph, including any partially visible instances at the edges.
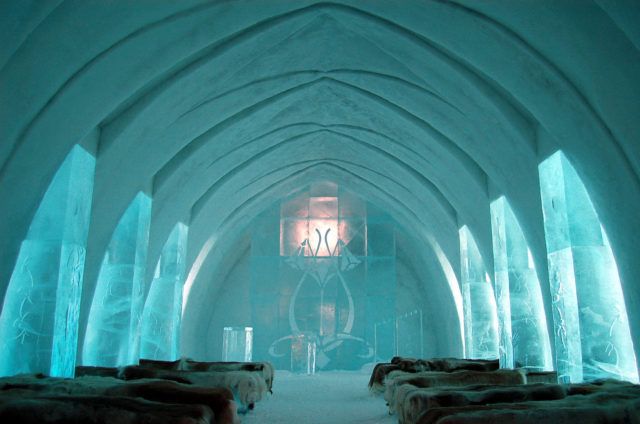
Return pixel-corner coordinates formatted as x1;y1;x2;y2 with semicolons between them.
242;369;395;424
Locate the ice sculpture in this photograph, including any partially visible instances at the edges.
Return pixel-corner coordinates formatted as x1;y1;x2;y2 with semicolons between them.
539;151;638;383
222;327;253;362
290;332;316;374
140;223;188;361
252;183;392;370
459;226;499;360
0;145;95;377
83;192;151;367
490;197;552;371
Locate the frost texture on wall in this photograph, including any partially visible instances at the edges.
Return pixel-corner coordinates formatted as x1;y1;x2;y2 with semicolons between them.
539;151;638;383
459;226;499;360
374;310;424;362
250;182;395;370
83;192;151;367
140;223;188;361
0;145;95;377
490;197;552;371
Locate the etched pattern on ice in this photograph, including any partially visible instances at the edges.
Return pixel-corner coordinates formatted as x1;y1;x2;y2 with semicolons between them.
0;145;94;377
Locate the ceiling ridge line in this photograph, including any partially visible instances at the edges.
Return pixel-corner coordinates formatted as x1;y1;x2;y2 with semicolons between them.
154;76;486;198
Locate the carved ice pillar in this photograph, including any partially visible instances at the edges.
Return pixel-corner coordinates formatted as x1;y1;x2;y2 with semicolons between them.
490;197;552;371
140;223;188;361
459;226;499;360
539;151;638;382
83;192;151;366
0;145;95;377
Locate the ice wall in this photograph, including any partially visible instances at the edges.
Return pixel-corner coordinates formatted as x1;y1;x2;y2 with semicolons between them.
140;223;188;361
539;151;638;382
83;192;151;367
490;197;552;371
374;310;424;361
0;146;95;377
249;183;395;370
459;226;499;360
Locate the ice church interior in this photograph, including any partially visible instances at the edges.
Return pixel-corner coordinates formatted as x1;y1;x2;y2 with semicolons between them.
1;1;640;422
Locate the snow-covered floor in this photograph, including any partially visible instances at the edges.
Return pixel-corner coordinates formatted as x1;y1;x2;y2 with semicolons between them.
241;369;396;424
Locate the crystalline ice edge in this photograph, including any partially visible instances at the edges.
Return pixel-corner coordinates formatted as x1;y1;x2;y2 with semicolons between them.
459;226;499;360
0;145;95;377
140;223;188;361
490;197;552;371
539;151;638;383
83;192;151;367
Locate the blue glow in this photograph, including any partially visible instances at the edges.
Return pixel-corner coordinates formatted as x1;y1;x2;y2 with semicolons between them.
459;226;499;360
83;192;151;367
0;145;95;377
140;222;188;361
490;197;552;371
539;151;638;383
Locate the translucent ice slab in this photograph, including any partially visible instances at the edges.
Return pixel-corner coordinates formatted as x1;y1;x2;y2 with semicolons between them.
0;145;94;377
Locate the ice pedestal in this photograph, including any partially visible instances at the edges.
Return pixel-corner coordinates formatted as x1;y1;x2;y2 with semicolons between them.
0;146;94;377
83;192;151;367
140;223;188;361
222;327;253;362
291;333;317;375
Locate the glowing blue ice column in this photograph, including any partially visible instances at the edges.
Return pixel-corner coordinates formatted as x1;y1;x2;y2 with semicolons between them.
0;145;95;377
459;226;499;360
140;223;188;361
83;192;151;366
540;152;638;382
490;197;552;371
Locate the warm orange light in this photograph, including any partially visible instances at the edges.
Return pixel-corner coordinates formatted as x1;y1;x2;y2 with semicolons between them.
309;219;338;256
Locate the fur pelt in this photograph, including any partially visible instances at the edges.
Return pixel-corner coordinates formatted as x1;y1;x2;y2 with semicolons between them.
0;393;214;424
0;374;240;424
369;357;500;395
119;366;267;409
383;369;527;408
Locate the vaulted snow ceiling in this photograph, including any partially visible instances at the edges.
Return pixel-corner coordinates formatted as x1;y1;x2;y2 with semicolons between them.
1;1;640;364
